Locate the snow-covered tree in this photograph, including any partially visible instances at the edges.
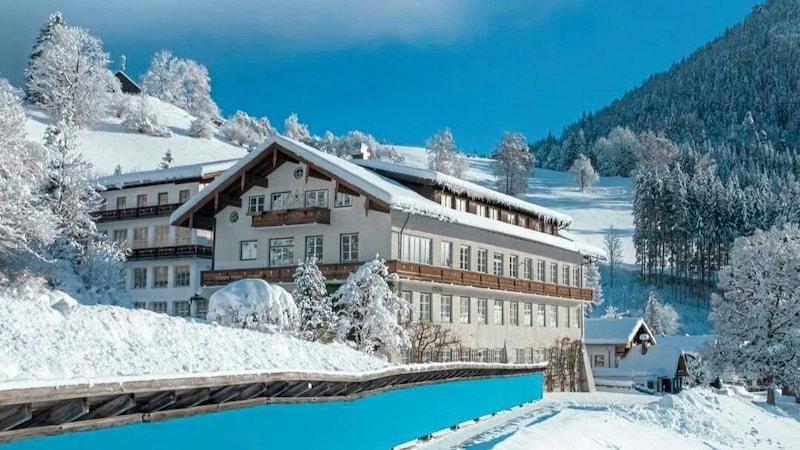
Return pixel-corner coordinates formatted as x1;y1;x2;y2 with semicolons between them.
603;226;623;288
283;113;311;141
74;239;127;293
426;128;468;177
188;115;215;139
159;149;173;169
121;95;171;137
26;23;119;128
601;305;623;319
140;50;220;119
593;126;641;176
220;110;275;150
643;292;679;336
293;258;336;342
569;153;599;192
584;262;604;316
709;225;800;401
207;279;299;333
25;11;65;104
333;258;411;354
492;132;535;196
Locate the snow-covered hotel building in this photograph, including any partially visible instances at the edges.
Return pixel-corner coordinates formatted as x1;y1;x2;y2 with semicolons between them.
96;161;236;316
170;136;602;363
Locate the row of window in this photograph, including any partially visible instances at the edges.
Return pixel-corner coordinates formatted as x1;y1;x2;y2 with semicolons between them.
240;233;359;265
400;347;549;364
400;292;581;329
401;235;581;287
110;225;193;249
131;265;192;289
132;299;209;318
439;193;556;234
110;189;191;210
247;190;353;213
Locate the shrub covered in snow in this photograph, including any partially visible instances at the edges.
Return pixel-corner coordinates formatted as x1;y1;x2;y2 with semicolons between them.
220;110;275;150
207;279;298;333
188;115;215;139
121;96;172;137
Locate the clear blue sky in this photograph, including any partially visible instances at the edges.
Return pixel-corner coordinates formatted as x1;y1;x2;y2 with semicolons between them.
0;1;763;153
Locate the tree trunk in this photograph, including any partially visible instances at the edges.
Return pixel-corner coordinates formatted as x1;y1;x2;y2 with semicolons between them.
767;386;775;406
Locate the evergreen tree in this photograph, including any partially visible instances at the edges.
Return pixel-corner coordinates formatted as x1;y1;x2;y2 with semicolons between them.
24;11;65;104
492;132;535;196
159;149;173;169
293;257;336;342
584;262;604;316
644;292;679;336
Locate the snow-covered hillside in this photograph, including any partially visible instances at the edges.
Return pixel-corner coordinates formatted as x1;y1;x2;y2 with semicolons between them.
24;96;248;175
0;282;388;387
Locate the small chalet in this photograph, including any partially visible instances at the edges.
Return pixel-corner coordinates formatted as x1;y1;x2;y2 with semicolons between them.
595;343;688;394
584;318;656;369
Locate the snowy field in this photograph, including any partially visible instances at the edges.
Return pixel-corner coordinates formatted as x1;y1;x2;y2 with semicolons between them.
418;387;800;450
0;282;388;388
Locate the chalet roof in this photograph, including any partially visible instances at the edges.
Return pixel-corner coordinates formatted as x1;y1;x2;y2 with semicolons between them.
99;159;238;190
616;344;685;378
169;136;600;257
584;318;657;345
352;159;573;227
114;71;142;95
654;335;714;356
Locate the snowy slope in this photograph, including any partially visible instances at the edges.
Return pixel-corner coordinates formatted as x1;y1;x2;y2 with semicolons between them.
24;95;248;175
0;282;388;386
419;388;800;450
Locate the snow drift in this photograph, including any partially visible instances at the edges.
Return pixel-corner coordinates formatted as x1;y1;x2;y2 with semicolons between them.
207;278;298;332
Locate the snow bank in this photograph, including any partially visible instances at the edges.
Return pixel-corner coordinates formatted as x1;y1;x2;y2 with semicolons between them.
208;279;298;332
0;282;387;385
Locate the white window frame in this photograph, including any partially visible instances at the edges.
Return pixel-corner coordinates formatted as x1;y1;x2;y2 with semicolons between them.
477;249;488;273
494;300;504;325
573;266;581;287
440;295;452;323
174;301;190;317
132;268;147;289
335;192;353;207
440;194;453;208
537;260;546;282
493;253;504;276
419;293;432;321
477;298;488;324
459;296;470;323
153;266;168;288
562;265;571;286
455;198;467;212
549;305;558;327
249;195;265;212
523;303;533;326
305;189;329;208
401;234;431;265
174;265;191;287
523;258;533;280
509;301;519;326
240;240;258;260
537;304;546;327
340;233;359;262
269;237;295;267
550;263;559;284
154;225;170;247
459;245;471;271
271;191;292;210
440;241;453;267
305;236;324;261
509;254;518;278
150;301;168;314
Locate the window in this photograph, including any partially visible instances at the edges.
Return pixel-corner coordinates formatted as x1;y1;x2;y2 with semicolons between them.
116;197;127;209
440;241;453;267
537;260;546;282
157;192;169;206
335;192;353;207
509;255;518;278
455;198;467;212
112;229;128;245
179;189;190;203
562;265;570;286
174;301;190;317
593;355;605;368
305;190;328;208
150;301;167;314
440;295;452;323
154;225;170;247
137;194;147;207
271;191;291;210
524;303;533;326
537;304;546;327
269;237;295;267
459;297;470;323
477;299;488;324
340;233;359;261
523;258;533;280
509;301;519;326
477;349;488;362
132;268;147;289
549;305;558;327
570;307;580;329
176;227;192;245
401;235;431;264
419;293;432;321
493;348;505;363
174;265;191;287
153;266;168;288
550;263;558;284
563;306;570;328
494;300;504;325
506;213;516;224
249;195;265;212
459;245;471;270
133;302;146;309
477;249;488;273
476;204;486;217
133;227;148;249
518;217;527;228
195;299;209;318
305;236;323;261
493;253;504;276
399;291;413;321
440;194;453;208
573;267;581;287
240;240;258;260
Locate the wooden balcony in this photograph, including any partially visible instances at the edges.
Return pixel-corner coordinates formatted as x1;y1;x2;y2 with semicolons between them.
251;207;331;227
201;260;592;302
96;203;183;222
128;245;212;261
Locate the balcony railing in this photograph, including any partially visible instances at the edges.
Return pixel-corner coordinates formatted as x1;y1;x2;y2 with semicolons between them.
96;203;183;222
201;260;592;301
128;245;212;261
251;207;331;227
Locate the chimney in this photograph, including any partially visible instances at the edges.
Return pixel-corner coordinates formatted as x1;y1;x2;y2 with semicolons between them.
120;55;127;72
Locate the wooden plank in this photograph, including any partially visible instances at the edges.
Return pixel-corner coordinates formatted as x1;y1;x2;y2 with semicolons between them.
82;395;134;421
0;405;31;432
28;399;88;427
139;392;176;413
174;389;210;409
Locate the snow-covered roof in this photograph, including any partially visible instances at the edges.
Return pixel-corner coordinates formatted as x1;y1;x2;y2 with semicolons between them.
353;159;573;227
584;318;656;345
616;344;684;378
558;229;607;260
170;136;600;257
98;159;238;189
654;335;714;356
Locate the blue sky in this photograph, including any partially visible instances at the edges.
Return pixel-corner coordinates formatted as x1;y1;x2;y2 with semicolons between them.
1;1;763;153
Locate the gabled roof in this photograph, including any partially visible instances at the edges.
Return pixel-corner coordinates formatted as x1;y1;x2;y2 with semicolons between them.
352;159;573;227
617;344;686;378
584;318;657;345
114;71;142;95
654;335;714;356
169;136;599;256
99;159;238;190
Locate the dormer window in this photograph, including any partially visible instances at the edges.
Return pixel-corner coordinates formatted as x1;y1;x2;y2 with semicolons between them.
440;194;453;208
455;198;467;212
489;208;499;221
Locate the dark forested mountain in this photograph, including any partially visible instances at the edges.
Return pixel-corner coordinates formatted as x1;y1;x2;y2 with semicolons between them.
533;0;800;173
